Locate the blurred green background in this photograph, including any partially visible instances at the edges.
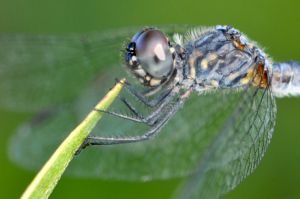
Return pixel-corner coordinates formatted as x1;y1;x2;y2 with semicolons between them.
0;0;300;198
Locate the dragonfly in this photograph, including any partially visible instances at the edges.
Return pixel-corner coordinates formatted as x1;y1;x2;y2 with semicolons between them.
1;25;299;199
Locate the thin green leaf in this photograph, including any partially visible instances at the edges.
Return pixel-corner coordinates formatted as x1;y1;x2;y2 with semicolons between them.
21;79;125;199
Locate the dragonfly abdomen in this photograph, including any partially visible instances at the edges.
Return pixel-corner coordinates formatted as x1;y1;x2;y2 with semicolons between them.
272;62;300;97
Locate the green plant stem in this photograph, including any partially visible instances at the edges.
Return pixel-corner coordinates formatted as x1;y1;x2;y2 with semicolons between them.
21;79;126;199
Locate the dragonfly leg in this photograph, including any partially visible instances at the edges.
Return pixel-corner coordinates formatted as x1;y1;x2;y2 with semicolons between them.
75;88;192;155
94;108;146;124
123;82;173;107
94;88;177;125
119;97;139;117
76;99;183;155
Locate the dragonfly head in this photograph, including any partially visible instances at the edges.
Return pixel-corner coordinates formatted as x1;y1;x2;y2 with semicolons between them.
125;28;176;87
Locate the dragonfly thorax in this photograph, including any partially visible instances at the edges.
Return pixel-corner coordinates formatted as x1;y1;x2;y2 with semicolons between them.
178;26;270;92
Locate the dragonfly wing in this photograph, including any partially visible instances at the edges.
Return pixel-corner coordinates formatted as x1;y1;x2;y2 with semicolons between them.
8;26;276;185
0;25;190;112
8;70;264;181
175;83;277;198
0;29;133;112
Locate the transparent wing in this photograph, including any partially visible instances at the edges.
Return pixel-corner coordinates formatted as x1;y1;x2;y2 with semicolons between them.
175;81;276;198
0;28;134;112
0;25;190;112
8;69;271;181
7;26;276;184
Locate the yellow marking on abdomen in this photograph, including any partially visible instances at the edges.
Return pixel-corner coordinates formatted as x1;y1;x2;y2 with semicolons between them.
188;57;196;79
201;59;208;70
240;68;254;85
240;64;268;88
228;72;240;81
188;50;203;79
211;80;219;87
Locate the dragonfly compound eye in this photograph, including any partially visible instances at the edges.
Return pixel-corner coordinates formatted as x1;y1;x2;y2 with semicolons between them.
125;28;175;87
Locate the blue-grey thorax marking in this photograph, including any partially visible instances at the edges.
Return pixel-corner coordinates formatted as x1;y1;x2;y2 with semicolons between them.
182;27;264;92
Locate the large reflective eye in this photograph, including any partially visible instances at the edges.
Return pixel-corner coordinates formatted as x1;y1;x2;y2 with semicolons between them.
134;29;174;78
126;28;175;86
